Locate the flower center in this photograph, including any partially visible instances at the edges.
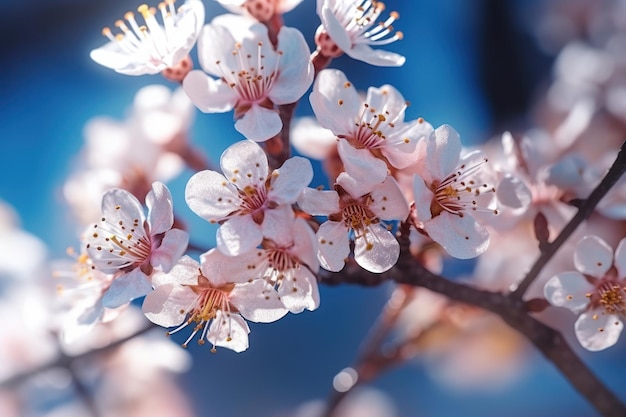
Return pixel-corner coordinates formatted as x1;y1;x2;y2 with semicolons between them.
101;1;181;65
237;185;269;223
430;158;498;218
87;211;152;272
597;281;626;315
216;41;282;106
334;0;403;46
168;274;236;352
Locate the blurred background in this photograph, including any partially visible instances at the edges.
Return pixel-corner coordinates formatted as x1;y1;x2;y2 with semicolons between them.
2;0;626;416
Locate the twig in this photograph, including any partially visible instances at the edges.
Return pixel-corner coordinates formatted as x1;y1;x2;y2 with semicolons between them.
511;140;626;300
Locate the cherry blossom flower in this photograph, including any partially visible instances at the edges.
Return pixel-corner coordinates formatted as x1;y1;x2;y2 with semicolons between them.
185;140;313;256
544;235;626;351
315;0;405;66
298;172;409;273
143;254;287;352
90;0;205;80
208;217;320;313
85;182;189;308
183;14;313;141
412;125;498;259
310;69;432;171
215;0;304;21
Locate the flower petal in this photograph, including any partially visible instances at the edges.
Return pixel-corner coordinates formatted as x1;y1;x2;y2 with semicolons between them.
269;156;313;203
229;280;288;323
317;221;350;272
269;26;313;104
424;124;462;181
574;235;613;278
496;174;532;210
277;268;320;313
346;43;406;67
221;140;269;190
369;176;409;221
182;70;237;113
310;69;361;135
613;237;626;278
544;271;593;313
102;268;152;308
207;311;250;353
146;181;174;235
575;310;623;351
412;174;434;222
185;170;242;222
297;188;340;216
235;105;283;142
354;225;399;273
217;215;263;256
142;283;191;327
424;213;489;259
151;228;189;272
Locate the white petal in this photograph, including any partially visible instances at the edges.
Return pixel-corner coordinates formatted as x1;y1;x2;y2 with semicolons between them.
217;215;263;256
146;181;174;235
613;237;626;278
102;268;153;308
235;105;283;142
201;247;267;285
320;5;352;51
262;205;295;244
269;26;313;104
207;311;250;353
290;217;320;272
543;271;593;313
185;170;242;222
317;221;350;272
142;284;190;327
337;140;388;192
182;70;236;113
291;116;338;160
101;188;145;226
575;310;623;351
269;156;313;203
496;174;532;210
574;235;613;278
229;280;288;323
197;21;238;75
425;125;462;180
346;43;405;67
152;255;201;287
412;175;434;222
424;213;489;259
151;228;189;272
310;69;361;134
221;140;269;190
277;268;320;313
297;188;340;216
369;176;409;221
354;225;399;273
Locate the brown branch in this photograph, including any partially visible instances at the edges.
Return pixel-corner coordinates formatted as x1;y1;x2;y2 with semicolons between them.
512;140;626;300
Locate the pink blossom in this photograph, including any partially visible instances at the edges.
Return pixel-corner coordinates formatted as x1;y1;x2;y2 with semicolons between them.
143;253;287;352
183;14;313;141
85;182;189;308
412;125;498;259
298;172;409;273
185;140;313;256
544;235;626;351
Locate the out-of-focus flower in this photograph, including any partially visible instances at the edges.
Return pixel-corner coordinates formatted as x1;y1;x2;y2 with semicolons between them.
315;0;405;66
545;235;626;351
215;0;304;21
186;140;312;256
143;254;287;352
412;125;498;259
310;69;431;171
90;0;205;80
183;14;313;141
294;387;398;417
298;172;409;273
86;182;188;308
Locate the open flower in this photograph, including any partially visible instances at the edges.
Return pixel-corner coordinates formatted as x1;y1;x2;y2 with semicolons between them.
412;125;498;259
90;0;205;79
298;172;409;273
315;0;405;66
186;140;313;256
183;14;313;141
310;69;431;171
143;253;287;352
86;182;189;308
544;235;626;351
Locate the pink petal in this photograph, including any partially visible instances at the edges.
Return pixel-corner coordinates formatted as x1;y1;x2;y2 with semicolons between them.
496;174;532;210
337;140;388;193
412;174;434;222
229;280;288;323
269;156;313;203
574;235;613;278
347;43;406;67
146;181;174;235
320;6;352;51
235;105;282;142
152;255;201;286
297;188;340;216
182;70;236;113
575;310;623;351
142;283;190;327
290;217;319;272
277;269;320;313
543;271;593;313
613;237;626;278
424;213;489;259
201;247;266;285
425;124;462;181
262;205;295;244
102;268;152;308
151;228;189;272
220;140;269;190
369;176;409;221
185;170;242;222
217;215;263;256
269;26;313;104
309;69;361;135
317;221;350;272
207;311;250;352
354;225;399;273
